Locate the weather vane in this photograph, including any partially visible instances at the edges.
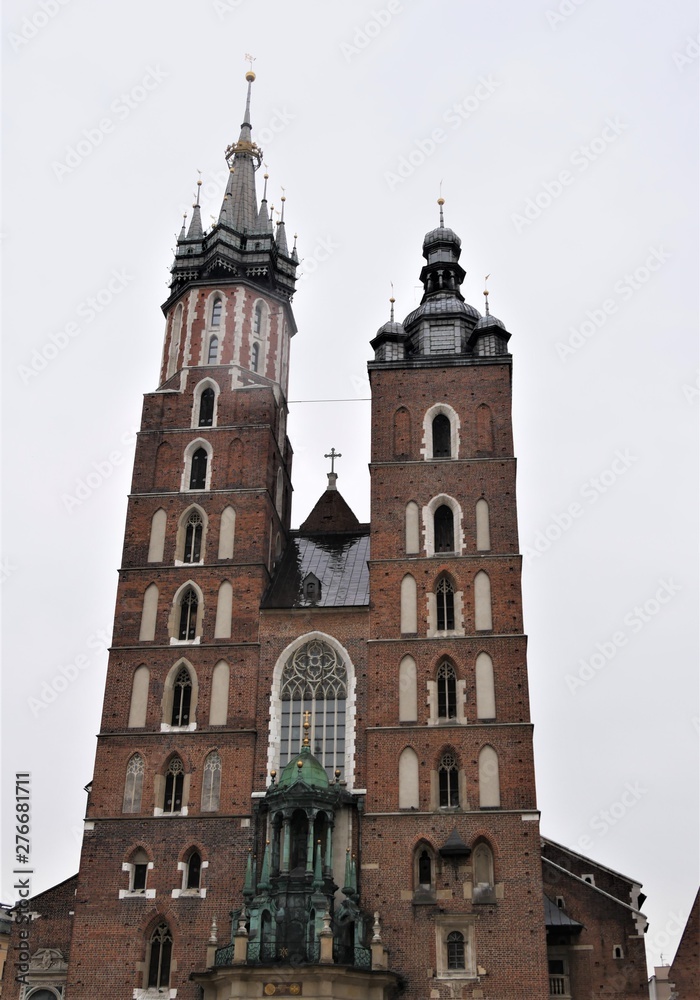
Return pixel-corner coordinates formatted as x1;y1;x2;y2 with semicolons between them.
245;53;256;71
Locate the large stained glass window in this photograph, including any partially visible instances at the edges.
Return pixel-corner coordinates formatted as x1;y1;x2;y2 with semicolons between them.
280;639;347;779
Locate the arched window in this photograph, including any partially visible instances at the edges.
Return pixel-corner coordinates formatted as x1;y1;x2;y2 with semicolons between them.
209;662;230;726
398;655;417;722
139;583;158;642
178;588;198;640
418;850;432;887
218;505;236;559
436;576;455;632
432;413;451;457
186;850;201;890
280;638;347;779
474;571;493;631
198;387;215;427
437;661;457;719
434;504;454;552
393;406;410;458
400;574;417;633
475;498;490;551
251;341;260;372
253;301;263;336
438;751;459;807
211;298;222;326
128;665;149;728
166;304;183;379
473;841;494;887
189;447;208;489
214;580;233;639
164;757;184;813
207;335;219;364
148;508;167;562
478;745;500;808
147;923;173;989
183;510;203;563
122;754;144;813
398;747;419;809
446;931;465;970
171;667;192;726
475;652;496;720
405;501;420;554
201;751;222;811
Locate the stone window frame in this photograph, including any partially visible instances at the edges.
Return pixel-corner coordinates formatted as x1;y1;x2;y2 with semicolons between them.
180;438;213;493
422;493;463;558
174;504;208;567
434;914;477;980
168;583;204;646
421;402;460;461
160;659;198;731
191;377;220;429
119;847;155;900
171;846;209;899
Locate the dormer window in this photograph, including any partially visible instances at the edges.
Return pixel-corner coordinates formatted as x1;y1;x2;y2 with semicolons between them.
303;573;321;603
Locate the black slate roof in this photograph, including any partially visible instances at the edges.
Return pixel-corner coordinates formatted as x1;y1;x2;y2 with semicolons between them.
544;894;584;929
262;530;370;609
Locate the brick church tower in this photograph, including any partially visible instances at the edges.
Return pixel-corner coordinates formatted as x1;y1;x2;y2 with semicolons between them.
7;75;652;1000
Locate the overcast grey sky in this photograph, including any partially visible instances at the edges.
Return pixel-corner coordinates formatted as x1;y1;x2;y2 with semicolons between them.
2;0;698;974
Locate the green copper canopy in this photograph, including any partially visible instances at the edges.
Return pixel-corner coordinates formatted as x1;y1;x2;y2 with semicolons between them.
277;744;329;790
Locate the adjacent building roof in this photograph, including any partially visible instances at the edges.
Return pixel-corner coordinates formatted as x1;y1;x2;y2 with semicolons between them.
544;894;584;929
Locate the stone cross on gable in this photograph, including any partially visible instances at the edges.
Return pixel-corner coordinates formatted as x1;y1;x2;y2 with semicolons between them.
324;448;342;491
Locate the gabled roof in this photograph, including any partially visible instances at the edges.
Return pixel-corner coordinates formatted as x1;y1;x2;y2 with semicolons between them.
541;836;642;887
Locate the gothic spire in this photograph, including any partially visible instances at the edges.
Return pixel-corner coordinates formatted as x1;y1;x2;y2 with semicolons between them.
275;192;289;255
219;70;262;233
186;176;203;239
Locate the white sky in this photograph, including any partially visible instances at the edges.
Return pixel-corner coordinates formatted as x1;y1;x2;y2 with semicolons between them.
2;0;698;976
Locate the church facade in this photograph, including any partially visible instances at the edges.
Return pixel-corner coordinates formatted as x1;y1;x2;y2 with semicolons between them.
4;75;653;1000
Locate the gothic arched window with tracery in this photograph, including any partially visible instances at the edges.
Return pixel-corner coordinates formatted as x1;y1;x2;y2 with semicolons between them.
280;639;347;779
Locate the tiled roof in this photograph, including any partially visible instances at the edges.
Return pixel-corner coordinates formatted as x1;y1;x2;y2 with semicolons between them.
262;530;370;608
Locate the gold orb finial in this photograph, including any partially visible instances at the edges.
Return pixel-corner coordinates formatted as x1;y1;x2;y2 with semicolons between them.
437;197;445;206
297;759;304;769
245;70;256;83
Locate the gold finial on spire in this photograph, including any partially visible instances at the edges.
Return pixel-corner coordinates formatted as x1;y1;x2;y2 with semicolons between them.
437;190;445;227
244;53;256;82
302;710;311;746
193;169;202;207
280;187;286;223
390;281;395;322
483;274;491;315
